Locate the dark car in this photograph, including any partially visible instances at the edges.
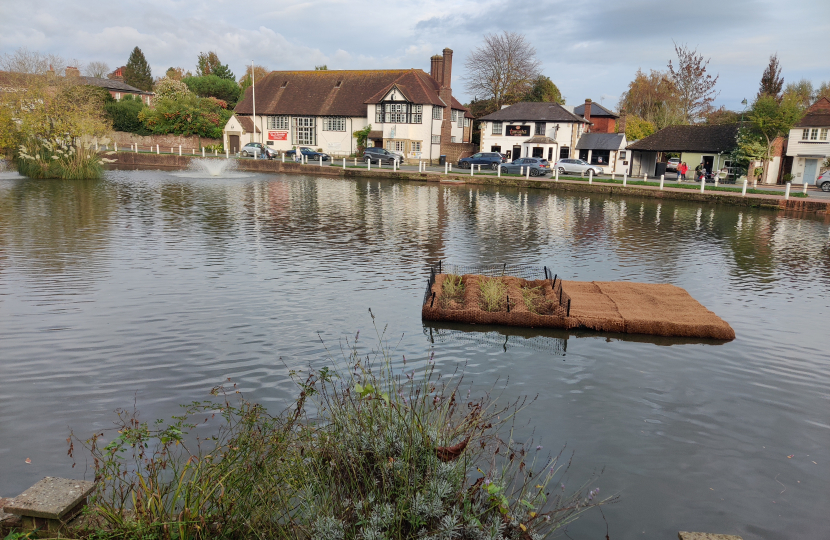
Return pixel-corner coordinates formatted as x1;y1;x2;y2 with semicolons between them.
363;147;402;165
499;157;551;177
458;152;505;170
240;142;277;159
285;146;331;161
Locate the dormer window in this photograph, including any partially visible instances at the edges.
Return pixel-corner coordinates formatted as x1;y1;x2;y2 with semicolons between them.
335;81;342;88
280;81;288;88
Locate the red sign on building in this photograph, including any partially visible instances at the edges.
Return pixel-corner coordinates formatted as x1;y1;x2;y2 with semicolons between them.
268;131;288;141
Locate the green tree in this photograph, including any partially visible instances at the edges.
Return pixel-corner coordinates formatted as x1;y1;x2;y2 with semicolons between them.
783;79;814;109
757;53;784;101
619;115;655;141
182;75;241;106
138;95;232;139
196;51;235;80
524;76;563;103
314;65;328;70
704;107;741;125
123;47;153;91
104;95;150;134
747;93;803;183
816;81;830;101
353;125;372;152
153;77;191;101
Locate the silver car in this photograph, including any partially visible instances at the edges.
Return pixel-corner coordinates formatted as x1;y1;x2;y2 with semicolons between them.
499;157;551;177
816;169;830;192
555;158;604;176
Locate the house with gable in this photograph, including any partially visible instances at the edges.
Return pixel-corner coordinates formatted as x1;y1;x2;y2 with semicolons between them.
785;97;830;185
223;48;473;163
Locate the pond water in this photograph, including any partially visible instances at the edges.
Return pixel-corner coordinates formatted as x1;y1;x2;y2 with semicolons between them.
1;170;828;539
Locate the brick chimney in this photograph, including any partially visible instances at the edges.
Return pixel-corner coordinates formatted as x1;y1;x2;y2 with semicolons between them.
65;66;80;78
441;48;453;90
617;113;626;135
583;98;592;133
108;67;124;81
430;55;444;86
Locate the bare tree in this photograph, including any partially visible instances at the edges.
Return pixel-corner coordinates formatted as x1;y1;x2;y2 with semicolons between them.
464;31;541;109
758;53;784;101
0;46;66;74
85;61;110;78
667;42;719;123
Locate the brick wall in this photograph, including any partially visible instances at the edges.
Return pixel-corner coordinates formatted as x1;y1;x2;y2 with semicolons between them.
442;142;478;163
589;117;616;134
105;132;222;150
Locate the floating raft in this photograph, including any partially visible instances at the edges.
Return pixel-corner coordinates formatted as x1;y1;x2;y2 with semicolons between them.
421;264;735;341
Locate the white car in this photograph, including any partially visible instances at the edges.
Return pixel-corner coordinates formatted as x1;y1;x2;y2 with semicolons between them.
816;169;830;192
555;158;604;176
667;158;681;171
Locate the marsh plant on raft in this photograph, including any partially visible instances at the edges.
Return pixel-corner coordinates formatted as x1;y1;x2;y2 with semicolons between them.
16;137;114;180
70;316;615;540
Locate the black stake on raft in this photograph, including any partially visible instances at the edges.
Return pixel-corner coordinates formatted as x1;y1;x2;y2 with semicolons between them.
438;260;442;274
507;295;510;313
567;299;571;317
431;292;436;307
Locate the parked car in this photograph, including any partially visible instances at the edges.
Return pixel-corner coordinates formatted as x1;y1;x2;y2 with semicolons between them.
240;142;277;159
458;152;505;170
554;158;604;176
363;147;402;165
285;146;331;161
499;157;551;177
667;157;681;171
816;170;830;192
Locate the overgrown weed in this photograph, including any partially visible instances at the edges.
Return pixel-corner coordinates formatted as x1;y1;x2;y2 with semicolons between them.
440;274;465;308
479;277;507;312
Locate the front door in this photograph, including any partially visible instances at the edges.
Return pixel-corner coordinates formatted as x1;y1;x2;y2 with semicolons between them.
229;135;240;153
703;155;714;174
513;146;522;160
803;159;818;185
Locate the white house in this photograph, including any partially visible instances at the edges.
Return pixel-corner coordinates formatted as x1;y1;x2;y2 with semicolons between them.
575;133;629;175
223;49;472;164
476;102;589;162
785;97;830;185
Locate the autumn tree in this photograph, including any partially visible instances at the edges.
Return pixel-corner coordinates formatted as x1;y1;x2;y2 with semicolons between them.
85;61;110;78
239;64;270;92
816;81;830;101
464;31;541;109
704;107;741;125
165;67;187;81
196;51;234;80
757;53;783;101
524;76;563;104
123;47;153;91
747;93;803;183
618;115;656;141
667;42;719;123
617;69;683;128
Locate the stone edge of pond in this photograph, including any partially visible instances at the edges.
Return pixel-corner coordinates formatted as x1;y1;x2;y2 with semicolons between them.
106;152;829;215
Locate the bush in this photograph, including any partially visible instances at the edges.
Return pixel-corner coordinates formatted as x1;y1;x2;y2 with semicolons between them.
183;75;241;107
153;77;192;101
71;319;613;540
104;96;151;135
16;138;113;180
139;96;233;139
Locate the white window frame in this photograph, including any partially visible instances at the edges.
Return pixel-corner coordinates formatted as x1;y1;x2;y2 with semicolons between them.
322;117;346;131
268;116;290;130
464;118;470;127
802;129;810;140
810;128;819;141
451;109;458;122
412;141;421;152
413;104;422;124
492;121;502;135
821;128;828;141
432;135;440;144
292;117;316;145
433;106;443;120
451;136;457;143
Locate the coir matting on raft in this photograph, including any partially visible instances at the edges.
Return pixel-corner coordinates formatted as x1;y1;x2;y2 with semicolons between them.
421;263;735;341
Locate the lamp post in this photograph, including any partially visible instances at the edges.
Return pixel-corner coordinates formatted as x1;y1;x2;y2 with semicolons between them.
251;61;257;145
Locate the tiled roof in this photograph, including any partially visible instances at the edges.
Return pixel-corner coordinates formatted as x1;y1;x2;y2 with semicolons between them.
573;102;619;118
478;102;587;123
627;124;740;152
576;133;626;150
523;135;557;144
795;97;830;127
81;76;152;94
237;116;261;133
234;69;469;117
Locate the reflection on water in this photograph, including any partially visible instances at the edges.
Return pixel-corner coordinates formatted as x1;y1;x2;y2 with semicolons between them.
1;170;829;540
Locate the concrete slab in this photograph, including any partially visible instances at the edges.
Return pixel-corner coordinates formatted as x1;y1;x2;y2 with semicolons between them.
3;477;95;520
678;532;743;540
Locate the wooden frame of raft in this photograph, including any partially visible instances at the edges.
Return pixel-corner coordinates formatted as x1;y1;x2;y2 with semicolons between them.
422;273;735;341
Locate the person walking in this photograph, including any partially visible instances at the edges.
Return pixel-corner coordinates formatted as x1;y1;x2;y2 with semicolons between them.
679;162;688;182
676;161;682;181
695;162;704;181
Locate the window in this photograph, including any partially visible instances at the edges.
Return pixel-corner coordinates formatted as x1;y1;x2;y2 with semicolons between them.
802;129;810;140
457;114;463;128
464;118;470;127
386;140;405;152
292;117;315;145
619;151;627;159
385;103;409;123
559;147;570;159
322;117;346;131
821;129;828;141
413;105;423;123
590;150;610;165
492;121;502;135
451;110;458;122
491;146;501;152
535;122;546;135
376;106;384;123
810;128;819;140
451;136;457;143
433;106;443;120
412;141;421;152
432;135;440;144
268;116;289;130
114;92;121;100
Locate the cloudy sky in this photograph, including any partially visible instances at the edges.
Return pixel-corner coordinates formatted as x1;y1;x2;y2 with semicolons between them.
1;0;828;111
